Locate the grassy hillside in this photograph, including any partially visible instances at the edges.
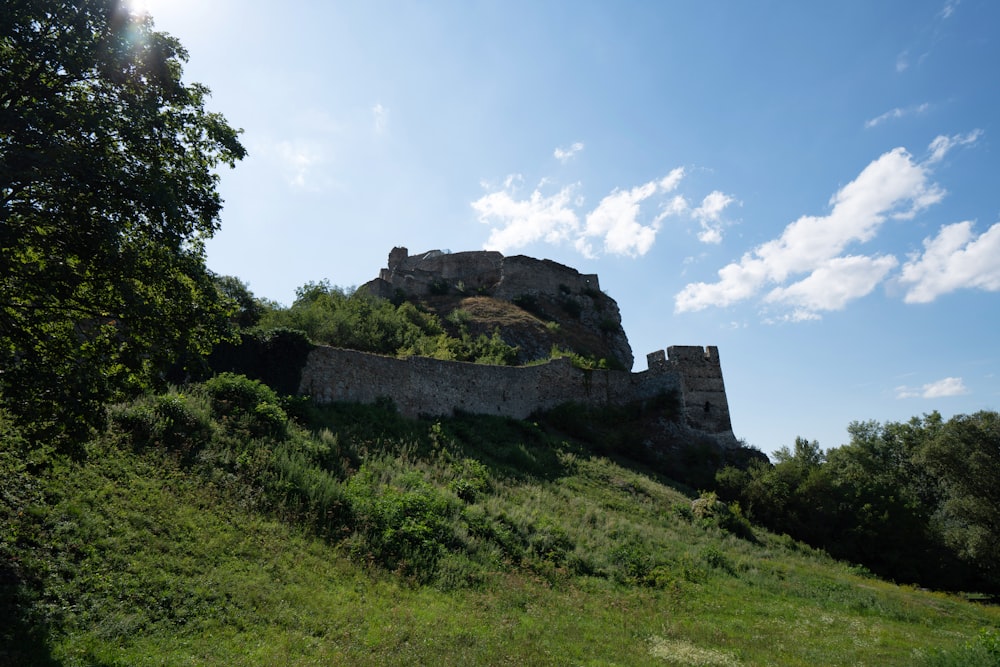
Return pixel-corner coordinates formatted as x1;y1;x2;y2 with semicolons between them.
2;379;999;666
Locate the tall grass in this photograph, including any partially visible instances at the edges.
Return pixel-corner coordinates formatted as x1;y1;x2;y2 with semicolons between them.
3;380;999;665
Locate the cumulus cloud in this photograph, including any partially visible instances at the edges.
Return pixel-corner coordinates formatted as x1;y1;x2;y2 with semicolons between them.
896;377;969;399
693;191;737;244
865;103;929;129
675;132;986;319
765;254;899;317
675;144;942;315
577;182;661;258
659;167;685;192
554;142;584;163
472;181;581;253
473;166;697;258
899;220;1000;303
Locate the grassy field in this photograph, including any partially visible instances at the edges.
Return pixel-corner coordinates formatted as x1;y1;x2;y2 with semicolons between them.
3;383;998;666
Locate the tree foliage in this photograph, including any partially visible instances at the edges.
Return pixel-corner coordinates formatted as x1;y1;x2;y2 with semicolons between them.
717;411;1000;592
260;281;519;365
0;0;245;443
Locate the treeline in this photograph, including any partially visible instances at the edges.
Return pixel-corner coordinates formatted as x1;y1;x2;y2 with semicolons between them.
715;412;1000;593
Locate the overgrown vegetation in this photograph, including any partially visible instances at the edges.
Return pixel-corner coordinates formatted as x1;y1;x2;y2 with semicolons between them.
3;383;999;665
257;280;520;365
714;413;1000;594
3;4;998;664
0;0;245;447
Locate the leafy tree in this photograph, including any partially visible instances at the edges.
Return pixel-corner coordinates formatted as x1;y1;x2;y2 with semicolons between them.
820;418;945;584
213;274;270;330
918;411;1000;586
1;0;245;443
718;413;999;592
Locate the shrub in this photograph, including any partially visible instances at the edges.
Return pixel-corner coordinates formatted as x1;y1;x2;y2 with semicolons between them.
691;491;755;541
153;394;213;452
204;373;288;440
110;391;212;455
346;466;459;580
598;316;619;333
512;293;545;319
448;457;491;502
610;539;653;584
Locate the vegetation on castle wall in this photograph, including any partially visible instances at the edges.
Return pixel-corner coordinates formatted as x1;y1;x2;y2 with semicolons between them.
255;280;632;370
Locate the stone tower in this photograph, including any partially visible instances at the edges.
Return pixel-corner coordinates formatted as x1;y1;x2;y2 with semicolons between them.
647;346;734;437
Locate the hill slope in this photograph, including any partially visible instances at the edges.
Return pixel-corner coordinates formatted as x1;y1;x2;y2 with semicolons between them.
2;385;998;666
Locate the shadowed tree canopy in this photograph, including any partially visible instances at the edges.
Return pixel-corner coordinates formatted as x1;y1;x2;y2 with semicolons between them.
0;0;246;443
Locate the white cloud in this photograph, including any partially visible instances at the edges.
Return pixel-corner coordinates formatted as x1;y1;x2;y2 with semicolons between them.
865;103;929;129
693;190;736;244
659;167;685;192
664;195;689;216
372;103;388;134
940;0;960;19
925;377;968;397
675;144;942;314
263;139;328;191
554;142;584;163
578;181;662;258
927;129;982;164
896;50;909;72
896;377;969;399
900;220;1000;303
472;182;580;253
764;254;899;316
474;167;692;258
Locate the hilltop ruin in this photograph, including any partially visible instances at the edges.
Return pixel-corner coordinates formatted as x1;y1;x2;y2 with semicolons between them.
293;247;739;446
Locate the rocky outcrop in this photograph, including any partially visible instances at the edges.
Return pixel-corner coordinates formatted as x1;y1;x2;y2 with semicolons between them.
360;247;634;369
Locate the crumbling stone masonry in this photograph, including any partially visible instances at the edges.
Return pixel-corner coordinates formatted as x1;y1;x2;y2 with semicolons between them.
298;344;737;445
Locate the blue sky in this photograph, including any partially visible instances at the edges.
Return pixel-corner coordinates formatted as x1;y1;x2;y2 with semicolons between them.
134;0;1000;455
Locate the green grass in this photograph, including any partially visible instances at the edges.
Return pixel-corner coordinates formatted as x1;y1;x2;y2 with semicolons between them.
2;386;998;666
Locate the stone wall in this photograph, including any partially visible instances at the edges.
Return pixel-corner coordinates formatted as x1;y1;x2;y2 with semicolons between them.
661;346;733;435
360;247;632;369
298;343;736;444
363;247;600;303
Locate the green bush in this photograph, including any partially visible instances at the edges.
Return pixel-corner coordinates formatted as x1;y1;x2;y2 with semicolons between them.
610;538;654;584
346;466;460;580
204;373;288;439
109;391;213;455
690;491;755;541
923;628;1000;666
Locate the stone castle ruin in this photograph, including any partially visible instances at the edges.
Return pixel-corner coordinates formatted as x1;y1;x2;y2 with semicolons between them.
296;248;738;446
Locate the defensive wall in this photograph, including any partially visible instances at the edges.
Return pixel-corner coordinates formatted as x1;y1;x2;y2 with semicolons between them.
298;343;736;445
